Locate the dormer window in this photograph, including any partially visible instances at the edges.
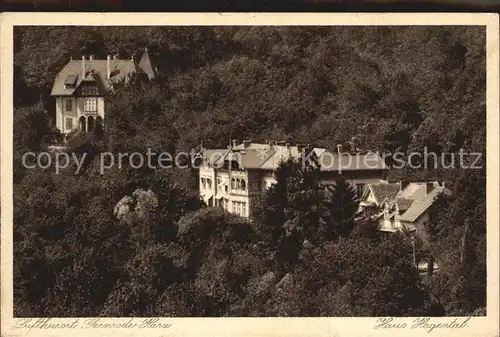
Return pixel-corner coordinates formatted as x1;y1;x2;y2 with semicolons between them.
64;74;78;89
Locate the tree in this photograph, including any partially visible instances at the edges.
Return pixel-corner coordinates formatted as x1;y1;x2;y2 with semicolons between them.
426;165;486;315
322;177;360;240
13;25;486;317
258;159;295;245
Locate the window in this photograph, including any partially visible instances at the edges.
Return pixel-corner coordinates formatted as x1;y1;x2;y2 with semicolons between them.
80;83;98;96
84;97;97;112
356;184;365;197
242;202;246;217
207;179;212;189
241;180;246;191
79;116;86;131
232;201;236;213
236;202;240;214
65;117;73;131
64;75;77;89
87;116;95;132
95;116;103;131
201;178;206;189
65;99;73;112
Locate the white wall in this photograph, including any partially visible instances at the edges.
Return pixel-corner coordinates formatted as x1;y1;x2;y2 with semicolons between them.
263;176;277;191
56;97;78;133
412;213;430;243
199;166;216;204
55;96;105;134
55;97;63;132
366;189;377;204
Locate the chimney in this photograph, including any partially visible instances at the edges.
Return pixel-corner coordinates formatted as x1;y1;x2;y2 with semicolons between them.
70;56;73;61
89;55;94;61
337;144;342;154
113;54;118;60
81;55;86;79
107;55;111;80
232;140;238;148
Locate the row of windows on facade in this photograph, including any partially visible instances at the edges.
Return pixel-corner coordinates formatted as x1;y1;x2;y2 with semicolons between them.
213;198;246;217
66;115;103;132
200;177;262;192
202;177;365;197
65;82;99;92
64;97;98;113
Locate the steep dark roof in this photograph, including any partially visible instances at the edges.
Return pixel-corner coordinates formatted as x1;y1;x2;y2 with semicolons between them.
51;59;138;96
318;151;388;171
395;198;413;211
203;149;229;167
202;143;388;172
369;182;401;204
51;50;157;96
399;187;451;223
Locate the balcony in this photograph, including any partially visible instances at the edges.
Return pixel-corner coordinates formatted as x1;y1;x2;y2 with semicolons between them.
378;219;415;233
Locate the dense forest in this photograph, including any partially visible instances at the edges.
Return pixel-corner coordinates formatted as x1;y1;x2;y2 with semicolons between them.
13;26;486;316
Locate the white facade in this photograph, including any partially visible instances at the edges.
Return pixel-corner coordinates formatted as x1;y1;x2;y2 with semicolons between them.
199;165;253;217
199;142;388;218
55;96;105;134
360;180;447;233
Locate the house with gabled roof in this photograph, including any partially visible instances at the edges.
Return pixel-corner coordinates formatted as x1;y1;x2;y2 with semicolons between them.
50;48;158;136
360;180;451;233
359;180;401;209
197;140;389;218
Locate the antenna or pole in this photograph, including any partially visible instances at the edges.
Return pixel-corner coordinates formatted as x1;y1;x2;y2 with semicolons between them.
228;135;232;200
411;235;416;267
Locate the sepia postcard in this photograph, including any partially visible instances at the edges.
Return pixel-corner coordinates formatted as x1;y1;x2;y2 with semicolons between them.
1;12;499;337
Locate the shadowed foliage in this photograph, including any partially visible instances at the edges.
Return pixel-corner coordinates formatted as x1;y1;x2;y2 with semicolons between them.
13;26;485;316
